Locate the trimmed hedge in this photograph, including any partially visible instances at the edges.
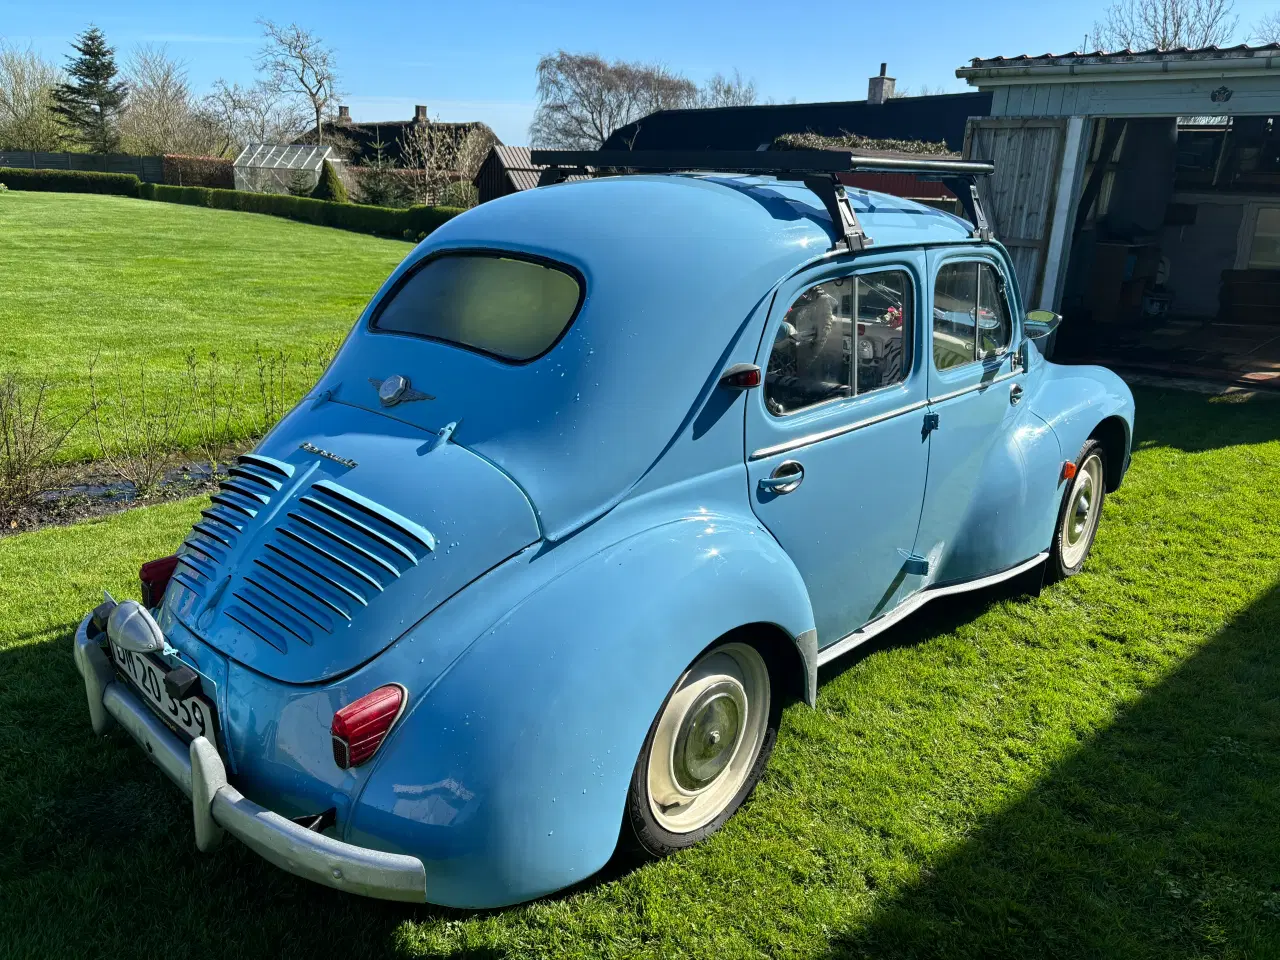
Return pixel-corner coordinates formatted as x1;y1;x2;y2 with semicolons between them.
140;182;461;239
0;167;141;197
162;154;234;189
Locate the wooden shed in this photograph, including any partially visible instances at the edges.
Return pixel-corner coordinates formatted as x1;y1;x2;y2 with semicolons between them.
958;45;1280;386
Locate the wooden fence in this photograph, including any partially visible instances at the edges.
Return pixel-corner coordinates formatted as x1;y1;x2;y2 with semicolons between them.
0;151;163;182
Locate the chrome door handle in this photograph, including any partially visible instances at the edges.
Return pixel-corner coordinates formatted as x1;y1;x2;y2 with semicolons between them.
759;460;804;494
1009;383;1023;405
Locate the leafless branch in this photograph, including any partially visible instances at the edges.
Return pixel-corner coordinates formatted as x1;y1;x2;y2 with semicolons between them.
256;19;339;144
0;43;64;150
1090;0;1239;51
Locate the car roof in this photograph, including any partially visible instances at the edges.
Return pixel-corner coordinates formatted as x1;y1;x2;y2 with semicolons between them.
365;175;982;539
428;172;978;279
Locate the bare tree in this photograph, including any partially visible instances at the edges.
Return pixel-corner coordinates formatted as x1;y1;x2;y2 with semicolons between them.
0;44;64;150
119;44;219;155
1091;0;1238;51
201;78;308;156
529;51;699;149
1252;10;1280;42
256;19;339;144
700;70;757;108
400;115;495;206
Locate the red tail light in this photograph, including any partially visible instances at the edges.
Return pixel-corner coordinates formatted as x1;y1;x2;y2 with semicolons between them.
331;684;406;769
140;555;180;608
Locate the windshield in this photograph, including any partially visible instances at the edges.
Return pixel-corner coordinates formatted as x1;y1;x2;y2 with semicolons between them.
371;253;583;362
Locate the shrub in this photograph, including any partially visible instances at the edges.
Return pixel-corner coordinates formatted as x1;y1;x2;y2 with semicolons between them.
144;183;462;240
0;167;140;197
311;159;347;203
162;154;234;189
0;374;85;523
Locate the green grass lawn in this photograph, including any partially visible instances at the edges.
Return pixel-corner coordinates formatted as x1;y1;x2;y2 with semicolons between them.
1;385;1278;959
0;191;411;460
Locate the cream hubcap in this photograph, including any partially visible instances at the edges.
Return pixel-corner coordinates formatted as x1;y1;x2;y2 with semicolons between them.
1062;453;1104;568
647;643;770;833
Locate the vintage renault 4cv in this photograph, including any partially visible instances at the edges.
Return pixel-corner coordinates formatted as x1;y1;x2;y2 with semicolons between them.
74;149;1134;908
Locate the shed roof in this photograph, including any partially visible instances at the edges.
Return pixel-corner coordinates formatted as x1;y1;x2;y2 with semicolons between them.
233;143;339;170
960;43;1280;81
478;145;592;192
601;92;991;154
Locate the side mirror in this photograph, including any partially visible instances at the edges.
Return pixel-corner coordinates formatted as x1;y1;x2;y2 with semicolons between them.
1024;310;1061;341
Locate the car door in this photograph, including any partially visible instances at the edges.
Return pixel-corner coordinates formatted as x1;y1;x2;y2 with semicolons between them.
746;252;932;648
912;249;1027;584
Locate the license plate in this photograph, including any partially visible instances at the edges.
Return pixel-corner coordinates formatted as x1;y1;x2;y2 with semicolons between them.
107;639;217;743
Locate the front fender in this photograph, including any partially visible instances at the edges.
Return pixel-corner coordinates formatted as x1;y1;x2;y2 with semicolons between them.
1030;362;1134;462
1027;360;1135;534
345;512;815;908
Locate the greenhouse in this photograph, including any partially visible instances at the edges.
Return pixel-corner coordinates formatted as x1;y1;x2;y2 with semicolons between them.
232;143;342;195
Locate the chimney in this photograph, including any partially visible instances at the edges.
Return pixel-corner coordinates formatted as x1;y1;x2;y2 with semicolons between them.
414;104;428;124
337;105;351;124
868;63;895;104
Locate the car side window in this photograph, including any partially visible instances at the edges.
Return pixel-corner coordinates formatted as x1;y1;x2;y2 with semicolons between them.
977;263;1012;359
765;270;913;416
932;261;1011;370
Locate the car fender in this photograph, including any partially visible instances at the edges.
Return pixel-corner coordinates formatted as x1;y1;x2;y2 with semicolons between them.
344;511;816;908
1027;359;1135;535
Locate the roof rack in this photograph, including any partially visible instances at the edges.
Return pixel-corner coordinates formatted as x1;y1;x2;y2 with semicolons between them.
529;149;996;251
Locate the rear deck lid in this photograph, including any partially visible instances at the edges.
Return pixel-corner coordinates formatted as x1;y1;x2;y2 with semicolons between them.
160;402;540;684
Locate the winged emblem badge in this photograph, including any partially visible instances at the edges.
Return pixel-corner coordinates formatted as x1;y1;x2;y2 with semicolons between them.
368;374;434;407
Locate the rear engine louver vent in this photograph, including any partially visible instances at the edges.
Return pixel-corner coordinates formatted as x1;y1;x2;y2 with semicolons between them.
173;454;293;595
223;479;436;653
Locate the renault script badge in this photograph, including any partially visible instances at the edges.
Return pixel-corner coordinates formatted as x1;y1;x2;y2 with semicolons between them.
369;374;434;407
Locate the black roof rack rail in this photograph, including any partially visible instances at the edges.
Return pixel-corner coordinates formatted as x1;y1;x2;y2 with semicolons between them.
529;149;996;250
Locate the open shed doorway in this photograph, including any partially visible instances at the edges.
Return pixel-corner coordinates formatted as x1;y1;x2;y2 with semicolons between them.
1053;114;1280;388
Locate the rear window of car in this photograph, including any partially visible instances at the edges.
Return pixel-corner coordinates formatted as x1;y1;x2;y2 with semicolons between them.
371;254;583;362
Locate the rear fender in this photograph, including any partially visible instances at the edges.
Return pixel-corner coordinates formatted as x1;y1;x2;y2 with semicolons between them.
344;512;815;908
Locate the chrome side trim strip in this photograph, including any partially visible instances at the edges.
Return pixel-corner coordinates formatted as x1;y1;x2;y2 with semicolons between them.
928;368;1020;405
816;552;1049;666
749;399;930;461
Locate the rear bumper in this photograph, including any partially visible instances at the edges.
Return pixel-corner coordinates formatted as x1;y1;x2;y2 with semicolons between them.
72;613;427;902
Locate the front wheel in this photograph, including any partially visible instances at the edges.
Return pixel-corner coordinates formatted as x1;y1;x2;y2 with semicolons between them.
1047;439;1107;581
623;640;778;858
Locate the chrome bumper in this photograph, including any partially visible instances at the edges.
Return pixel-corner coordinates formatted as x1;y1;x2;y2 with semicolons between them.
73;614;427;902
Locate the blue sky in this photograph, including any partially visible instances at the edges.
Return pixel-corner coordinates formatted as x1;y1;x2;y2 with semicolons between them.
2;0;1276;144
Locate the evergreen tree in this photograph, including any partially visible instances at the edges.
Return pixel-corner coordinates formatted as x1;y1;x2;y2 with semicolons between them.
311;158;347;203
51;26;127;153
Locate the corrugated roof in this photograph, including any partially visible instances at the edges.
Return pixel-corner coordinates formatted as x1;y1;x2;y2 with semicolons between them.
490;146;590;191
966;42;1280;70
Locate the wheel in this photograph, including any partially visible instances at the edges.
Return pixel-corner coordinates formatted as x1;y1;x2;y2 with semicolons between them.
1047;439;1107;581
623;640;779;858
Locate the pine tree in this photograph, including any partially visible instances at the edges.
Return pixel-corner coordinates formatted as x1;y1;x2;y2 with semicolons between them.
51;26;128;153
311;159;347;203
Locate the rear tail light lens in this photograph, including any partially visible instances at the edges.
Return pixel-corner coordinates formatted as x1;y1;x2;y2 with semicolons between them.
140;555;180;608
331;684;406;769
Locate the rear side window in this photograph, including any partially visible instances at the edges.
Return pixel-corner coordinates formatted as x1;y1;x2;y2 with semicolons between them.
765;269;913;416
932;261;1012;370
372;254;583;362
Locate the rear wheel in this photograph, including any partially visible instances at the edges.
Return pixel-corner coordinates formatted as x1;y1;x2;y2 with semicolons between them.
1047;440;1107;581
623;640;778;857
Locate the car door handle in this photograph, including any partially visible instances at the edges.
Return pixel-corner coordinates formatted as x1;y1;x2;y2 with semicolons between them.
1009;383;1023;405
759;460;804;494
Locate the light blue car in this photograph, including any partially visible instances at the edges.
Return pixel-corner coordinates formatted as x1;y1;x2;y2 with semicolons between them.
74;150;1134;909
